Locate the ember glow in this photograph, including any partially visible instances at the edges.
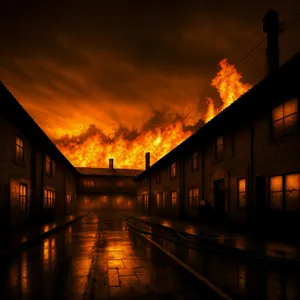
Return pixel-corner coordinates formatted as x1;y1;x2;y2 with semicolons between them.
55;59;251;169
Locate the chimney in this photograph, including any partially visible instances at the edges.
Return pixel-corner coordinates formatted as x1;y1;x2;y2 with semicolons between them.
109;158;114;169
263;9;279;77
145;152;150;170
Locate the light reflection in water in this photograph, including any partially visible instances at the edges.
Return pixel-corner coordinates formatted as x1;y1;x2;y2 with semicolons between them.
161;220;172;227
21;252;29;295
235;237;247;250
265;242;297;259
66;226;73;244
185;225;197;235
238;265;246;293
219;234;225;244
43;225;50;232
43;238;56;272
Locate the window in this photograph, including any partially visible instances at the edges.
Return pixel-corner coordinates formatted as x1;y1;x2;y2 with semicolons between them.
84;180;95;188
272;98;298;138
156;171;160;183
238;179;246;208
171;191;177;207
142;177;148;187
215;136;224;159
16;136;24;162
19;184;28;211
117;181;124;187
156;192;162;208
105;180;110;185
45;155;52;175
162;192;167;208
270;174;300;211
44;189;55;209
66;193;73;204
192;151;199;170
170;162;176;178
143;194;149;210
188;188;199;209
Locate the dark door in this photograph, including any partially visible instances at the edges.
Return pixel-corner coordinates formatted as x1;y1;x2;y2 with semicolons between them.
214;179;226;219
255;176;266;220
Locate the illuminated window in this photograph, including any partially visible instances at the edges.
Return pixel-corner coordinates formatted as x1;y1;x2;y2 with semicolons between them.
215;136;224;159
270;176;283;210
44;189;55;209
238;179;246;208
272;98;298;138
285;174;300;210
117;181;124;187
162;192;167;208
156;171;160;183
170;162;176;178
192;151;199;170
45;155;52;175
83;180;95;188
188;188;199;209
156;193;162;208
171;191;177;207
143;194;149;210
19;184;28;211
66;193;72;204
16;136;24;162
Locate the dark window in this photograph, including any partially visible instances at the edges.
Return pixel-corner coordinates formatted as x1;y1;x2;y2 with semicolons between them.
188;188;199;209
117;181;124;187
19;184;28;211
238;179;246;208
170;162;176;178
192;151;199;170
44;189;55;209
16;136;24;162
215;136;224;159
270;174;300;211
156;192;162;208
84;180;95;188
45;155;52;174
156;171;160;183
272;98;298;138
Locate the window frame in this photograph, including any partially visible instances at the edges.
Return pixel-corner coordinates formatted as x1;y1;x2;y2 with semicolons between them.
45;155;52;175
215;136;224;160
19;183;28;211
170;162;176;178
171;191;177;208
271;98;299;139
188;188;199;209
237;178;246;209
44;189;55;209
192;151;199;171
269;173;300;212
15;136;25;163
83;180;95;188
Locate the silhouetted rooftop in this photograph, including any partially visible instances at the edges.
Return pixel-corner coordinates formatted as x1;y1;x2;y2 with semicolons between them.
77;167;143;177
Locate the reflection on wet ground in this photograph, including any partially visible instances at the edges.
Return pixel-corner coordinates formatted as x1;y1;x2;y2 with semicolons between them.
131;220;300;300
0;212;220;300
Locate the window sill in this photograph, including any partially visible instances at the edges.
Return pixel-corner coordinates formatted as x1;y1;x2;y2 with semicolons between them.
12;158;26;168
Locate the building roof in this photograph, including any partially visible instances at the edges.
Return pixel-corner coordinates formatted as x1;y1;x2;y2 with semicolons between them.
135;51;300;180
77;167;143;177
0;81;80;175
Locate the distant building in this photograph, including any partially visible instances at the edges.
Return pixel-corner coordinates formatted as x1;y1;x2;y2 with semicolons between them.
77;158;142;210
0;81;79;230
134;10;300;233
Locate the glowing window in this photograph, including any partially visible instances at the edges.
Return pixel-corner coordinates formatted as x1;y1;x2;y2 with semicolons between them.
170;162;176;178
171;191;177;207
84;180;95;188
215;136;224;159
19;184;28;211
16;136;24;162
270;176;283;210
272;98;298;138
143;194;149;210
285;174;300;211
44;189;55;209
238;179;246;208
192;151;199;170
156;193;162;208
188;188;199;209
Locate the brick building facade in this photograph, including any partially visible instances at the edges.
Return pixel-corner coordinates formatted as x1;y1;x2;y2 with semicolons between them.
0;82;79;230
77;159;142;210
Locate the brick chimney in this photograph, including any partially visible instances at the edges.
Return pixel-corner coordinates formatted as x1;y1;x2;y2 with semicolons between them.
263;9;279;77
109;158;114;169
145;152;150;170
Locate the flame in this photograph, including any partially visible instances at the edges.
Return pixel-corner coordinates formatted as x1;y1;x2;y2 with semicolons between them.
54;58;251;169
204;58;252;123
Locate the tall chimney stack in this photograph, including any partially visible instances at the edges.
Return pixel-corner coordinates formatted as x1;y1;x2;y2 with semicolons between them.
263;9;279;77
145;152;150;170
109;158;114;169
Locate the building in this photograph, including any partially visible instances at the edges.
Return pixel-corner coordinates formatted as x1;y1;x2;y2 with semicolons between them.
135;10;300;232
0;82;79;231
77;158;142;210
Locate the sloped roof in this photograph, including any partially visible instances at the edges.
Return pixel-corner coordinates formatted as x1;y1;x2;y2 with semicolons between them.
0;81;80;175
135;51;300;180
77;167;143;177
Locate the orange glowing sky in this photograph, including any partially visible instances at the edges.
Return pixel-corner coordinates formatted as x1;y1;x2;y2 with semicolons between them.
1;0;300;168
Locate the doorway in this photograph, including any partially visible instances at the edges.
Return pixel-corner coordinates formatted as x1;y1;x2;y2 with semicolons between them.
214;179;226;220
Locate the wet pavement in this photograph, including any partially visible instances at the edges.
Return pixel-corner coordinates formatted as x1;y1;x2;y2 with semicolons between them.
0;211;221;300
127;217;300;300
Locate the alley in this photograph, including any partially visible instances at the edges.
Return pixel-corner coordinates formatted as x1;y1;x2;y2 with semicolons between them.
0;211;220;300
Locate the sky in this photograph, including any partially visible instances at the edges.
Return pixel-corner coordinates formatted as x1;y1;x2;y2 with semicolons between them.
1;0;300;140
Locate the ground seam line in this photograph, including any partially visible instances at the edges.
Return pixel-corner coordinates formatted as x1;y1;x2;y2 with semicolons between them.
140;233;234;300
